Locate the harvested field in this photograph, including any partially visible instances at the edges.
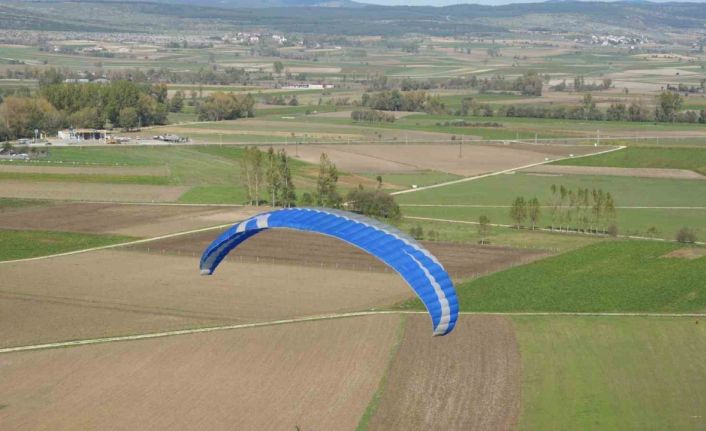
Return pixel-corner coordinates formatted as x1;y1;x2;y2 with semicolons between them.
0;164;170;176
0;250;410;346
0;202;261;237
0;181;188;203
525;164;706;180
0;314;401;431
367;314;521;431
129;228;551;280
276;143;604;176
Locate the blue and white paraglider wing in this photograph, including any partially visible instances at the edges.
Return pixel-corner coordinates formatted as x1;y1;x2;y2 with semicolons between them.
199;208;459;336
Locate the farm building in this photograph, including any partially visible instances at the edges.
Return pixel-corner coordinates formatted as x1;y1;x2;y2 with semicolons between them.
57;129;109;141
283;83;335;90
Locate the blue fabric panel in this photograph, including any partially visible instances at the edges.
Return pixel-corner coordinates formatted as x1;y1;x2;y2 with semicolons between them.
200;208;458;335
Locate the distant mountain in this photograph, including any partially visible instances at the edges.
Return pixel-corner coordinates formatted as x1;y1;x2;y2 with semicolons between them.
107;0;362;7
3;0;706;35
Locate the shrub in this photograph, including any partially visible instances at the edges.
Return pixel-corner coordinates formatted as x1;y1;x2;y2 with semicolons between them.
676;227;697;244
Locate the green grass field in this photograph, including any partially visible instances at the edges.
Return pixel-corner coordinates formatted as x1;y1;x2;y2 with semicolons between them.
398;218;601;252
0;172;171;185
397;172;706;239
361;171;462;189
553;146;706;175
0;230;135;261
514;315;706;431
401;240;706;313
0;198;49;211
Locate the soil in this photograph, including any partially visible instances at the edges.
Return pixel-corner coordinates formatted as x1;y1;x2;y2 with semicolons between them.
128;228;551;281
0;250;410;347
0;202;262;237
275;143;604;176
0;181;188;203
367;314;522;431
0;314;401;431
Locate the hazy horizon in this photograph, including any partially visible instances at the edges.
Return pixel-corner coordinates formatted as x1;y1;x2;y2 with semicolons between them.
358;0;706;6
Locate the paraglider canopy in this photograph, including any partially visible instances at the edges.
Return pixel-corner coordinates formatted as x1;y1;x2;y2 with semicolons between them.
200;208;458;336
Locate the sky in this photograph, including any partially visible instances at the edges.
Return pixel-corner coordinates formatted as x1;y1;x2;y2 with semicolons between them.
359;0;706;5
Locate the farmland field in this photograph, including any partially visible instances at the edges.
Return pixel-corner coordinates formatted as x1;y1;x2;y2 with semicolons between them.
553;146;706;175
514;316;706;430
399;241;706;313
2;2;706;427
0;230;134;261
397;171;706;239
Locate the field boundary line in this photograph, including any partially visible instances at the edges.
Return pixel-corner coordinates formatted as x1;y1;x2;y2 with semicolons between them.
390;145;625;196
401;204;706;210
0;223;234;265
403;215;706;245
4;310;706;355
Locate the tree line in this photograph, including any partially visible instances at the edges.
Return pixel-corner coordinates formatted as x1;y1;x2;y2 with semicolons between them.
196;92;255;121
0;80;177;140
360;90;447;114
350;109;396;123
238;148;400;222
365;72;543;96
508;184;618;234
455;92;705;124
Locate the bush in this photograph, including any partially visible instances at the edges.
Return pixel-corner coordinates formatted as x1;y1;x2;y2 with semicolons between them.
607;224;619;237
676;227;697;244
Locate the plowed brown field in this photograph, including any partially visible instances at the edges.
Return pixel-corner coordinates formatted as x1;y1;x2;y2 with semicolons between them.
0;181;188;202
0;202;261;237
0;314;402;431
275;143;603;175
0;251;410;347
367;314;521;431
130;228;550;280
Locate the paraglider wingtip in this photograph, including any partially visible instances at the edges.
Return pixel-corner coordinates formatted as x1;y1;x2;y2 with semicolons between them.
200;269;212;276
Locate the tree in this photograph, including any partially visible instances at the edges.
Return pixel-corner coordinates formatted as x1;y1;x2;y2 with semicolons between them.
477;215;491;244
345;187;401;222
278;148;296;207
315;152;341;207
239;146;263;205
197;92;255;121
676;227;697;243
265;147;280;207
0;96;62;140
410;224;424;240
68;107;104;129
656;91;683;122
509;197;527;228
273;61;284;75
170;90;185;113
527;197;541;230
118;107;139;130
